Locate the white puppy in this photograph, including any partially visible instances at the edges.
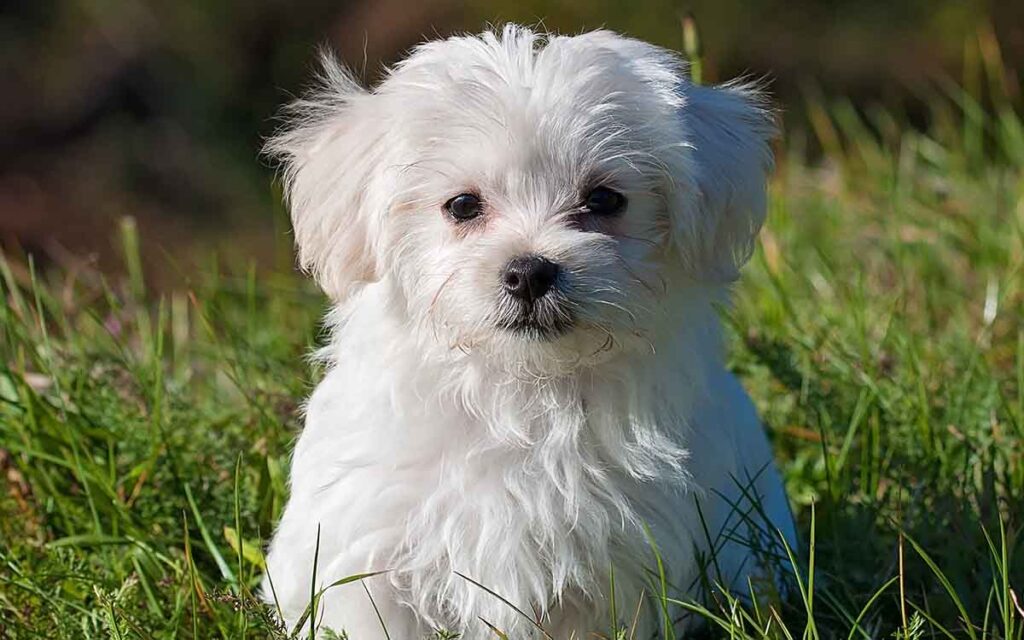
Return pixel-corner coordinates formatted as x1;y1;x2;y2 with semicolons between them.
263;25;796;640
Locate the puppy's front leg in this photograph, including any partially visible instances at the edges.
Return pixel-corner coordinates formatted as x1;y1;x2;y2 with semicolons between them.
262;504;421;638
314;577;421;640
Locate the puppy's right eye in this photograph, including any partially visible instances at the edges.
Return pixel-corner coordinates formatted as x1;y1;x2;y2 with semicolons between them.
445;193;483;221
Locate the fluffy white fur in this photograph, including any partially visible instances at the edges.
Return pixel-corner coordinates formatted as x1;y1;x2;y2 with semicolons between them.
262;25;796;639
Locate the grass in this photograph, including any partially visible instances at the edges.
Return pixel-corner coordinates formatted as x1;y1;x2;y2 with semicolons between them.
2;30;1023;640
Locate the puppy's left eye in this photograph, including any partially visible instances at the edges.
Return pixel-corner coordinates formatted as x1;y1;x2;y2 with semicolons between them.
445;193;484;221
584;186;627;216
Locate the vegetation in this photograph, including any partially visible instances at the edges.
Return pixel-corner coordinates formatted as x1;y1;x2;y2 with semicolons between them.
1;25;1022;640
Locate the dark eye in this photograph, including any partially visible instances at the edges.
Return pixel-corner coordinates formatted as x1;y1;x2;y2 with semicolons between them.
445;193;483;221
584;186;627;216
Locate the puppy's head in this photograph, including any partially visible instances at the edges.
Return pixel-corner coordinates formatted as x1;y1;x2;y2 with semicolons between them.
269;26;774;367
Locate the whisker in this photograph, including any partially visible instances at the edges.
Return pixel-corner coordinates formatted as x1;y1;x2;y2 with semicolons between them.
586;323;618;357
616;256;662;298
589;298;638;325
428;271;457;317
616;233;658;247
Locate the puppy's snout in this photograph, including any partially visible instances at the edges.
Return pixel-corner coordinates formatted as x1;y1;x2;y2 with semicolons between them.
502;255;560;302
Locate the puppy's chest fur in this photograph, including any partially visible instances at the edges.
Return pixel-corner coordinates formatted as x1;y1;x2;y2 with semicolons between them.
300;354;700;634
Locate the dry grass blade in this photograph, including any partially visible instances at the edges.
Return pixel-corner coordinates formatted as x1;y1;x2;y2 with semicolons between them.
454;571;554;640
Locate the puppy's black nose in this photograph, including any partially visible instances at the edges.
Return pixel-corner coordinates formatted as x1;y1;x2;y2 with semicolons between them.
502;255;559;302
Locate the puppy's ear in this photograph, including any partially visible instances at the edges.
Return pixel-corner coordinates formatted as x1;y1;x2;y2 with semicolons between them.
674;81;776;282
266;50;388;301
578;32;775;281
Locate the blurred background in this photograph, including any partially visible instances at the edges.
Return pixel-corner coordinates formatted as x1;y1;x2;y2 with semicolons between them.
1;0;1021;283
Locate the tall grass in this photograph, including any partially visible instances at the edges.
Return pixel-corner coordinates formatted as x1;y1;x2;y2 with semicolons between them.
1;27;1022;640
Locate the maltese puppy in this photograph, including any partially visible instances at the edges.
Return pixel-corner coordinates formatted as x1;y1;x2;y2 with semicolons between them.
263;25;796;639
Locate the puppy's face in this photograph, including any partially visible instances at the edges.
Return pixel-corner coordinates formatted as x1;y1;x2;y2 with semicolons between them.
385;39;676;356
271;27;774;366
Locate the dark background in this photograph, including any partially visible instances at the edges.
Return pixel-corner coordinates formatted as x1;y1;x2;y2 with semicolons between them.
2;0;1021;282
